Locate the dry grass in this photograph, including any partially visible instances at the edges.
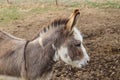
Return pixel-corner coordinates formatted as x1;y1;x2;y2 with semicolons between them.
0;0;120;23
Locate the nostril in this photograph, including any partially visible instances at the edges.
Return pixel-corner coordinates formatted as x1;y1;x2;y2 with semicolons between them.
87;60;89;63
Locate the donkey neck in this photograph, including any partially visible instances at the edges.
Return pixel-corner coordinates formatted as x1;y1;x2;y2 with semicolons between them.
25;37;57;77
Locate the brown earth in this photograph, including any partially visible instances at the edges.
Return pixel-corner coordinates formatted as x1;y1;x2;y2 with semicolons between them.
0;8;120;80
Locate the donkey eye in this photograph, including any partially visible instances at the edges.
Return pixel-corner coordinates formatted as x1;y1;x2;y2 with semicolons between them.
75;43;81;47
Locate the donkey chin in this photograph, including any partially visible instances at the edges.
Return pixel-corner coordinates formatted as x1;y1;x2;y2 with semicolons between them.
68;56;90;69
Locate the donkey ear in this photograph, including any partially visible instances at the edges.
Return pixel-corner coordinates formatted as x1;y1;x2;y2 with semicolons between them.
66;9;80;31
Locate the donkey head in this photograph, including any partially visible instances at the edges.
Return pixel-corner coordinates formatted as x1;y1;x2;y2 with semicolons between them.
38;9;90;68
53;9;90;68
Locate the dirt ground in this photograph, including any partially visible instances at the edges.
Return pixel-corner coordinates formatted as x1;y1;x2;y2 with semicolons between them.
0;8;120;80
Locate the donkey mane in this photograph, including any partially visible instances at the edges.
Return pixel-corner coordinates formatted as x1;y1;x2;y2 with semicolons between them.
50;18;68;28
32;18;68;40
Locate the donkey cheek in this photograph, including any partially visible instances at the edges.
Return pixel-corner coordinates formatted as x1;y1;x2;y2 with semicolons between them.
77;48;84;58
79;51;84;59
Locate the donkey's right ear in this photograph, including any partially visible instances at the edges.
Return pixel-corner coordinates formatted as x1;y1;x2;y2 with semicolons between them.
65;9;80;31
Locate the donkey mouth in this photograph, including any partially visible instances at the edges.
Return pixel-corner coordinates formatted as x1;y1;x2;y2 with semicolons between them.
73;56;90;68
70;58;90;69
79;57;90;68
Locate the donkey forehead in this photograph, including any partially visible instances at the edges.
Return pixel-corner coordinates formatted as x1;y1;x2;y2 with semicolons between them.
73;27;83;42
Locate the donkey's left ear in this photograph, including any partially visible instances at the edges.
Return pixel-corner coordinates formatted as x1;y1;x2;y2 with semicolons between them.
66;9;80;31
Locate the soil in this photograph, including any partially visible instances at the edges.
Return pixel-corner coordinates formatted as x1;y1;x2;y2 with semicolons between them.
0;8;120;80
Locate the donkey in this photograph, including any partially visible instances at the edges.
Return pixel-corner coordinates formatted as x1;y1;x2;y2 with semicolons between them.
0;9;89;80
